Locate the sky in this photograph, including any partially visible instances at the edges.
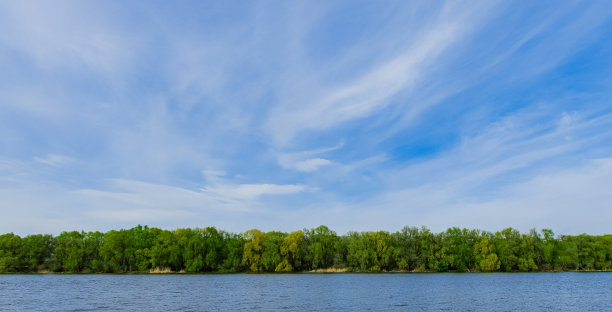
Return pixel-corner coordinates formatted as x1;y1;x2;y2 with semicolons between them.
1;1;612;235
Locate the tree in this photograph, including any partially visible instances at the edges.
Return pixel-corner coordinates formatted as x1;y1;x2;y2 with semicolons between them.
474;236;500;272
0;233;22;272
517;230;538;271
177;228;205;272
261;231;285;272
220;231;244;272
557;236;579;270
541;229;556;270
20;234;54;272
492;228;521;271
393;226;422;271
100;230;127;272
418;227;438;271
277;230;306;272
242;229;265;272
305;225;339;269
83;231;104;272
2;225;609;273
54;231;86;272
441;227;479;272
149;229;181;271
345;231;372;271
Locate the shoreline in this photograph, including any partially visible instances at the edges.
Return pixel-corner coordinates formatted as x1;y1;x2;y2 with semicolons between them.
2;269;611;275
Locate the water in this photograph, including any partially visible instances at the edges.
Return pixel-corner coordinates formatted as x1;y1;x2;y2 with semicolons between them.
0;273;610;311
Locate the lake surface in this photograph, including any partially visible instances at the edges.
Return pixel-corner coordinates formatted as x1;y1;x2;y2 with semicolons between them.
0;273;610;311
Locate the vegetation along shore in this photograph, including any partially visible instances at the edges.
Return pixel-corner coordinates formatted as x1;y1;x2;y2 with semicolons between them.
1;225;610;273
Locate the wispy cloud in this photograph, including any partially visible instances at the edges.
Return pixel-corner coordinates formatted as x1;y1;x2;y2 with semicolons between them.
1;1;611;235
0;1;134;75
200;170;306;200
352;107;612;233
279;158;332;172
33;154;74;167
266;1;498;145
0;175;309;234
276;142;343;172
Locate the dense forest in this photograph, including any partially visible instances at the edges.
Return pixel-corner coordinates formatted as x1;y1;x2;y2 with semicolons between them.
1;225;611;273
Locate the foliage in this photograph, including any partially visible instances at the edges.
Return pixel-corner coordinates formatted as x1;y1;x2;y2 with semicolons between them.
305;225;340;270
242;229;265;272
1;226;611;273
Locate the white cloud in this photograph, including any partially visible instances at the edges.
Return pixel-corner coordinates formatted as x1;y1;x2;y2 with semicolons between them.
0;1;133;75
33;154;74;167
419;158;612;234
266;1;496;145
1;1;611;236
202;169;227;183
279;157;332;172
200;170;307;199
203;183;307;200
276;141;343;172
0;175;309;235
339;107;612;234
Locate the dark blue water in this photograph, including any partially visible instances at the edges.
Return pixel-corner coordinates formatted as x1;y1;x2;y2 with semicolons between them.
0;273;610;311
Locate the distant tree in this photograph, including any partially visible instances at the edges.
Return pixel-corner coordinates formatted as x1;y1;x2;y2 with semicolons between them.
242;229;265;272
220;231;244;272
441;227;479;272
541;229;556;270
492;228;521;271
54;231;87;272
20;234;54;272
2;225;610;273
305;225;339;269
516;230;539;271
100;230;127;272
277;230;306;272
557;236;579;270
393;226;422;271
474;236;500;272
149;229;181;271
0;233;22;272
260;231;285;272
417;227;438;271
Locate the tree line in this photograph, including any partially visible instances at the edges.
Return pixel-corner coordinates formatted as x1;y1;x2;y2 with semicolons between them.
1;225;610;273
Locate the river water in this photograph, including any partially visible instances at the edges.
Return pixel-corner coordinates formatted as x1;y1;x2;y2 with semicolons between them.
1;273;610;311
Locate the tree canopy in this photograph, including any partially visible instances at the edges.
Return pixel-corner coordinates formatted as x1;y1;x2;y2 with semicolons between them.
1;226;610;273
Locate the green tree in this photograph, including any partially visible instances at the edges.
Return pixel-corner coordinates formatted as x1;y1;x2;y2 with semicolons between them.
177;228;205;272
20;234;54;272
149;228;181;271
0;233;23;272
441;227;479;272
345;231;372;271
516;230;539;271
417;227;438;271
277;230;306;272
242;229;265;272
54;231;87;272
83;231;104;272
220;231;244;272
474;236;500;272
305;225;339;269
492;228;521;271
100;230;127;272
541;229;556;270
556;236;579;270
393;226;422;271
261;231;285;272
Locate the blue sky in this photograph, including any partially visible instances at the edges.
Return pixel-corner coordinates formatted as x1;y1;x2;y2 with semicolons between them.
1;1;612;235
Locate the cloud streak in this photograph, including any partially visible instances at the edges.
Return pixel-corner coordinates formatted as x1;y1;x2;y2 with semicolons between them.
1;1;611;235
266;1;498;145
